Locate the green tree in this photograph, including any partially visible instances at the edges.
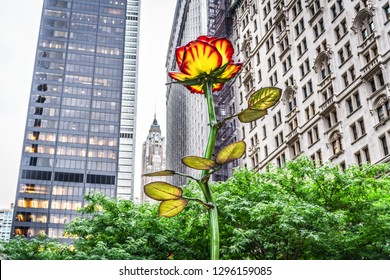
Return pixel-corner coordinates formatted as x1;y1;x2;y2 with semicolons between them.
63;193;208;260
0;235;68;260
2;158;389;260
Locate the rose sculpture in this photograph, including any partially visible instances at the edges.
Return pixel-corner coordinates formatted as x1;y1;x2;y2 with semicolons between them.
143;35;282;260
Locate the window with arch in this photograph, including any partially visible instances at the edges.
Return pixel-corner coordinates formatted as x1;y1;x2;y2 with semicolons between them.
283;85;297;113
374;96;390;123
329;131;343;156
313;50;332;81
352;8;375;42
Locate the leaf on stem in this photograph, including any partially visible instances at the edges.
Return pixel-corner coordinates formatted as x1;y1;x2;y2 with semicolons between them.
237;108;267;123
248;87;282;111
182;156;216;170
216;141;246;165
142;170;176;177
158;199;188;218
144;182;183;201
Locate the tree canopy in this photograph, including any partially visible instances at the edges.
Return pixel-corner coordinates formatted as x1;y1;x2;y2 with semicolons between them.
1;158;389;260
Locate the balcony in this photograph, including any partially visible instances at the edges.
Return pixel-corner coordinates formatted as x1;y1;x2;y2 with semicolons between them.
286;127;299;144
358;32;376;53
368;83;389;100
248;139;260;156
274;6;287;24
361;55;382;78
276;26;290;42
319;95;336;115
242;68;253;83
317;74;334;92
285;107;298;121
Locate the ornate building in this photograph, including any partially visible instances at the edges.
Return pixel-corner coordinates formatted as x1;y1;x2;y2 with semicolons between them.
140;116;166;203
229;0;390;170
12;0;141;239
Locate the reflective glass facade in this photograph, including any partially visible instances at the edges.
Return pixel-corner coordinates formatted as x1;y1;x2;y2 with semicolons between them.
12;0;140;239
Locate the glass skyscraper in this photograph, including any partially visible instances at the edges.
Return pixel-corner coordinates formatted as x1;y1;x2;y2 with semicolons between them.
12;0;140;239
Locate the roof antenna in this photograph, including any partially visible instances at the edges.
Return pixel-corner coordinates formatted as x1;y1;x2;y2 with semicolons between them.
153;93;157;125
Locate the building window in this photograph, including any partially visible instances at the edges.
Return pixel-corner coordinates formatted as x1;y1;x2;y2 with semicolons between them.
302;79;313;99
331;0;344;20
334;18;348;41
330;132;343;156
363;146;371;163
384;4;390;21
324;110;338;129
275;131;284;148
368;71;386;94
291;139;301;158
313;18;325;39
270;71;278;86
282;55;292;74
300;58;310;78
309;0;321;17
295;18;305;38
380;135;389;156
276;152;286;167
267;53;276;70
346;92;361;114
305;102;316;121
297;37;308;57
375;96;390;123
363;44;379;65
273;110;282;128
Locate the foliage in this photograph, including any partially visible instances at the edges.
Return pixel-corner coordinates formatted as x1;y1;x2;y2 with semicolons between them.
1;157;389;260
215;158;390;259
0;234;69;260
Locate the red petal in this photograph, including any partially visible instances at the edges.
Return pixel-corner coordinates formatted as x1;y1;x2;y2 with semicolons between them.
185;84;204;94
180;40;222;77
210;38;234;65
197;35;217;43
212;83;224;92
175;46;185;68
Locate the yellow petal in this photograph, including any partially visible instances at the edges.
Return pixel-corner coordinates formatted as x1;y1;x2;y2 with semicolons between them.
168;71;193;82
180;40;222;77
211;38;234;65
218;63;242;79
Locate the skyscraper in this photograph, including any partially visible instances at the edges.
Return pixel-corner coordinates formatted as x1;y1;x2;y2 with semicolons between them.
0;204;14;242
12;0;140;239
166;0;210;186
140;115;166;203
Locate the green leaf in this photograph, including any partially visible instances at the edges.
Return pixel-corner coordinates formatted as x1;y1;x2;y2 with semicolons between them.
144;182;183;201
216;141;246;165
182;156;216;170
142;170;176;177
238;108;267;123
248;87;282;110
158;199;188;218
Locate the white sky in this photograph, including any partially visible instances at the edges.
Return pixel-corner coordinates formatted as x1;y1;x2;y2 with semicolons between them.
0;0;176;208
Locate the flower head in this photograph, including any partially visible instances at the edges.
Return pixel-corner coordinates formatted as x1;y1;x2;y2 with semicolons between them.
169;36;242;94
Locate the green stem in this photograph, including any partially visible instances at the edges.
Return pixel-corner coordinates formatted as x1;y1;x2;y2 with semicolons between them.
199;81;220;260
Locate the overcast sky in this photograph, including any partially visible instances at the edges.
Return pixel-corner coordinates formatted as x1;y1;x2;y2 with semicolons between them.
0;0;176;208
